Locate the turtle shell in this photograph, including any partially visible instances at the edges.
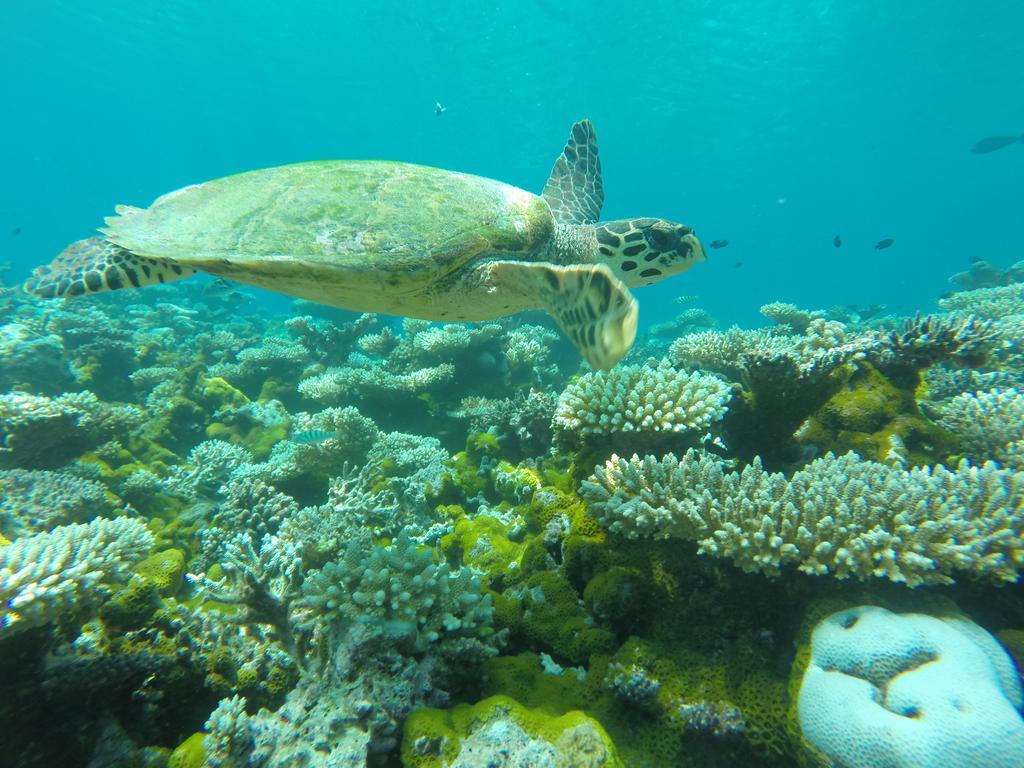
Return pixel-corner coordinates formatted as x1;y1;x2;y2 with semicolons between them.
100;160;554;292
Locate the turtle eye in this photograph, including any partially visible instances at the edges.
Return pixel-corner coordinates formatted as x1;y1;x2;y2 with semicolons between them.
648;228;674;251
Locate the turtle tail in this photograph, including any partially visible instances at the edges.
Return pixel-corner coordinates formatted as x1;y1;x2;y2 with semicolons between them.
24;236;196;299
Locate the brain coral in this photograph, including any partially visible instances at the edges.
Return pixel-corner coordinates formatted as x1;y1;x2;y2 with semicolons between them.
798;606;1024;768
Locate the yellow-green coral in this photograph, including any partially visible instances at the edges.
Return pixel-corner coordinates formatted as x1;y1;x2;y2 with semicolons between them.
441;515;527;590
168;732;206;768
134;548;186;596
401;695;622;768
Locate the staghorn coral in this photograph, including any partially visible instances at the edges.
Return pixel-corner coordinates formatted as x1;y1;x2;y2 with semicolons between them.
758;302;822;334
365;431;450;518
582;449;1024;586
868;312;998;378
193;532;307;662
278;464;399;563
923;364;1022;402
298;359;456;402
669;323;873;465
937;388;1024;469
553;358;731;441
164;440;254;498
0;469;114;538
285;312;379;365
0;517;154;636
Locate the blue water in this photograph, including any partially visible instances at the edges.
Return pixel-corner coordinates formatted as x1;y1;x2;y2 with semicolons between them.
2;0;1022;327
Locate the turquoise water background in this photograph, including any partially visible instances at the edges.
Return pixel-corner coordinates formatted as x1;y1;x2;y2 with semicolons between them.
2;0;1022;327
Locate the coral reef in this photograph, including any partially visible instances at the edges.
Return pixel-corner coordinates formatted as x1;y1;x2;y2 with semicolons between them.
3;264;1024;767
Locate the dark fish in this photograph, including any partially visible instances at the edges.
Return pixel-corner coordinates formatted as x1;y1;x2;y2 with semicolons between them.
970;134;1023;154
12;227;21;236
875;238;895;250
732;261;743;268
966;255;982;264
291;429;339;444
709;239;729;249
203;277;235;294
833;234;842;248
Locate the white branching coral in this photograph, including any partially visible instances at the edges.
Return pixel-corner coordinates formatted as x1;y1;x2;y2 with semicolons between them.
581;449;1024;586
553;359;731;438
937;388;1024;470
0;517;154;635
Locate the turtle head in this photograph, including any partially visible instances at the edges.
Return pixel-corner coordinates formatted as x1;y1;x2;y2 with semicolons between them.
593;218;706;288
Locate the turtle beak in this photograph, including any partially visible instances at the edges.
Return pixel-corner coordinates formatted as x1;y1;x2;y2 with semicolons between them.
685;233;707;264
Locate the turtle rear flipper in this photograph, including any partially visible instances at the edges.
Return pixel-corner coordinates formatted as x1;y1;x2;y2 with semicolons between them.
486;261;637;369
23;237;196;299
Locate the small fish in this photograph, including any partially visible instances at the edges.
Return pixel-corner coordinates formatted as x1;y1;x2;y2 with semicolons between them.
970;134;1023;154
203;277;236;294
966;255;982;264
435;102;446;116
291;429;340;444
12;227;21;236
732;261;743;268
833;234;842;248
875;238;895;250
709;239;729;249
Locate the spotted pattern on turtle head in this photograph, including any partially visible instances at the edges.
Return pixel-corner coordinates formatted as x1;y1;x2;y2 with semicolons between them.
592;218;706;289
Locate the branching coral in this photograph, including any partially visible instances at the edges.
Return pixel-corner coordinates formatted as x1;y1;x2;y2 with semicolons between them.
553;358;731;440
868;312;998;377
581;449;1024;586
0;469;114;538
938;282;1024;319
0;517;153;636
937;388;1024;469
0;390;143;469
164;439;254;498
299;530;500;657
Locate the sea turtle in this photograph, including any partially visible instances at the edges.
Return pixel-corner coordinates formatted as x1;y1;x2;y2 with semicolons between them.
24;120;705;368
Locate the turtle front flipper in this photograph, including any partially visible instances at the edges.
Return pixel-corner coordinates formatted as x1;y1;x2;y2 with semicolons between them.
486;260;637;369
23;237;196;299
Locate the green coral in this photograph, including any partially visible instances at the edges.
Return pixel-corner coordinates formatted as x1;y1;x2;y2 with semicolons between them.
99;577;161;633
518;571;615;665
134;547;186;596
401;695;622;768
797;363;955;464
168;732;206;768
